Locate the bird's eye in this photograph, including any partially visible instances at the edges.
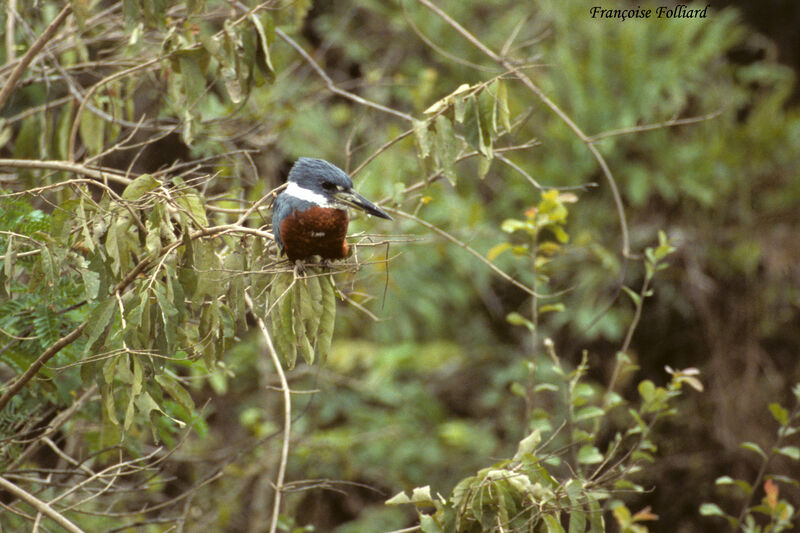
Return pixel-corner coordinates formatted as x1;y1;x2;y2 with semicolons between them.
322;182;337;191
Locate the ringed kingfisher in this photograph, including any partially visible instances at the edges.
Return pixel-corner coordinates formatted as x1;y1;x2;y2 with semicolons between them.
272;158;393;261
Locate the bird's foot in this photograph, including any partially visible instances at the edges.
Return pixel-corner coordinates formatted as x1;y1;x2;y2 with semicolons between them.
293;260;307;277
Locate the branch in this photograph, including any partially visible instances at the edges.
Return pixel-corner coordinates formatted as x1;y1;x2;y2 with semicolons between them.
276;28;415;122
0;257;150;412
586;109;725;142
0;476;85;533
5;0;16;64
67;58;162;163
0;4;72;113
0;159;131;185
0;323;87;412
244;291;291;533
7;385;99;470
416;0;631;259
388;207;542;298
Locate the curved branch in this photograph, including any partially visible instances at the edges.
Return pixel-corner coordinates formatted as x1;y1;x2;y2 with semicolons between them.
276;28;415;122
0;159;131;185
0;476;85;533
416;0;631;259
389;207;542;298
0;5;72;113
0;323;87;412
244;291;291;533
66;58;162;163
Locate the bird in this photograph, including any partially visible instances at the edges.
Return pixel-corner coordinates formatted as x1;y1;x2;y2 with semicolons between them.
272;158;393;262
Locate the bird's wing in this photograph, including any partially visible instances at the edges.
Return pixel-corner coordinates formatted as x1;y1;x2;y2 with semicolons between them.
272;194;291;251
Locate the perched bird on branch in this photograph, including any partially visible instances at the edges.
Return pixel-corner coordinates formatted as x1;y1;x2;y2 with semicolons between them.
272;158;392;261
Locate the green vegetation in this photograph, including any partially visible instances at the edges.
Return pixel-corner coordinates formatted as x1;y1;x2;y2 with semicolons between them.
0;1;798;531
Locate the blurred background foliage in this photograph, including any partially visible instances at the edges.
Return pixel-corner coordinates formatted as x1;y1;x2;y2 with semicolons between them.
0;0;799;531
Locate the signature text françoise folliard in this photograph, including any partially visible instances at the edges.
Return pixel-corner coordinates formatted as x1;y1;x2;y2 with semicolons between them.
590;5;709;21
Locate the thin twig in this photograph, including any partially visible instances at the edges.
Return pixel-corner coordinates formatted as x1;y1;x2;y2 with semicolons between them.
0;476;85;533
587;109;725;142
0;159;131;185
389;207;541;297
416;0;630;260
244;291;291;533
276;28;414;122
0;4;72;113
66;57;163;163
8;385;99;471
5;0;16;63
0;256;150;412
0;323;87;412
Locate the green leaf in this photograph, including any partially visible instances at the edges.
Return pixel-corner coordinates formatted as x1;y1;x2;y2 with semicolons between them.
587;494;605;533
506;312;534;332
577;445;604;464
315;275;336;362
413;119;432;160
386;491;411;505
102;355;119;384
497;79;512;132
84;298;117;353
0;123;12;150
434;115;458;185
131;355;143;397
740;441;767;460
477;90;494;156
776;446;800;461
575;406;605;422
386;486;434;507
155;374;195;412
419;513;443;533
543;513;566;533
463;95;492;158
622;286;642;307
514;429;541;459
477;154;491;179
80;268;101;301
767;474;800;487
768;402;789;425
250;12;275;76
551;225;569;244
102;385;119;426
539;303;565;314
178;53;206;105
225;246;245;325
567;486;587;533
174;193;208;226
122;173;159;200
638;380;656;402
276;276;297;369
487;242;512;262
105;220;121;276
79;105;105;156
715;476;753;494
699;503;728;518
500;218;530;234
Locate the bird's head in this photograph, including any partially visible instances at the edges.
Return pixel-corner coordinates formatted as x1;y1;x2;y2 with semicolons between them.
285;158;393;220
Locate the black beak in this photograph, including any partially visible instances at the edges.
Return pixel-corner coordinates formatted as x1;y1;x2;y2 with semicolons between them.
335;189;393;220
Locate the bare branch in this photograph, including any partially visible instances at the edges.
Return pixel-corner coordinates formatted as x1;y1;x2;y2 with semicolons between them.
244;291;291;533
416;0;631;260
388;207;542;298
0;323;87;412
0;476;85;533
276;28;415;122
0;4;72;113
0;159;131;185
